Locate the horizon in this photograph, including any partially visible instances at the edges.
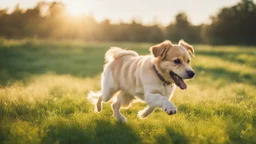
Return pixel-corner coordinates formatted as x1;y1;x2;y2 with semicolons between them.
0;0;253;26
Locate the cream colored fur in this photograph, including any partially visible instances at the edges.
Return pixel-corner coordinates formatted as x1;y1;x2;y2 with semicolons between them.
88;40;194;123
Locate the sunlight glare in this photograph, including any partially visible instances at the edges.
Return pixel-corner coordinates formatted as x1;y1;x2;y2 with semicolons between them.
66;2;88;16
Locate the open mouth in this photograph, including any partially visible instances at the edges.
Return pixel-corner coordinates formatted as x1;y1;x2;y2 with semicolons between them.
169;72;187;90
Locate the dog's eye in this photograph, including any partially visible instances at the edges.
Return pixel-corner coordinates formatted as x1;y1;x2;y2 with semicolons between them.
188;59;191;63
174;59;181;64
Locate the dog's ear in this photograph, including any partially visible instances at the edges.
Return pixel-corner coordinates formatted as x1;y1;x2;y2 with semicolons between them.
179;39;195;57
150;40;172;58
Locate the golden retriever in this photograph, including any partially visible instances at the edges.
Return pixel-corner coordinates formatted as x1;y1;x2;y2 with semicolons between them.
88;40;195;123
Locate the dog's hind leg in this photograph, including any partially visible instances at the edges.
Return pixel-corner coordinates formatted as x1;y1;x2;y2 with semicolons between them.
101;65;119;102
96;96;102;112
111;91;132;123
88;64;118;112
138;106;155;119
87;91;103;112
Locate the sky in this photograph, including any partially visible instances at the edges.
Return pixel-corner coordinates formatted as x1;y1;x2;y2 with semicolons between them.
0;0;247;25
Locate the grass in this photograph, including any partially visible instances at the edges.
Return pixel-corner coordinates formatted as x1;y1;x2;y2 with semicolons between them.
0;39;256;144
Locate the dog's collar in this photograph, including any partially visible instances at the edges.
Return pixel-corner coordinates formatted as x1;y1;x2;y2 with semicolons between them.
153;65;171;86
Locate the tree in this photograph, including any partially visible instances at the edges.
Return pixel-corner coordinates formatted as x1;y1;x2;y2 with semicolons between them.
204;0;256;45
166;12;202;43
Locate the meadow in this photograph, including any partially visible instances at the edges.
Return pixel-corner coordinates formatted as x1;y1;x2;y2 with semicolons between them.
0;39;255;144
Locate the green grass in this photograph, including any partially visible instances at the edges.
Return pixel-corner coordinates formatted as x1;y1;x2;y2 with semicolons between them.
0;39;256;144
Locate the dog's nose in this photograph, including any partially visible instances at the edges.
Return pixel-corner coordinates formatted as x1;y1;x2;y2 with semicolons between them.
187;70;195;78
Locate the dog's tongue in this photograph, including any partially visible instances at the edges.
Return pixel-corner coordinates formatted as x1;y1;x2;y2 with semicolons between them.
170;72;187;90
178;77;187;90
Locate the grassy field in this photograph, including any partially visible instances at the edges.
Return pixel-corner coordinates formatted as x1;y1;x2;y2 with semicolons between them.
0;39;256;144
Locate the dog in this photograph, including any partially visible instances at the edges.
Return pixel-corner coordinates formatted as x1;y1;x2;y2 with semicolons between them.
88;40;195;123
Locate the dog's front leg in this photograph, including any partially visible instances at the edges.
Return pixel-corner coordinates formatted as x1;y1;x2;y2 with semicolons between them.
138;106;155;119
145;92;177;115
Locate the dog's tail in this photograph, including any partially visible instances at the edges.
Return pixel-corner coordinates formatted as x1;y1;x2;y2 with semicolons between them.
105;47;138;63
87;91;103;112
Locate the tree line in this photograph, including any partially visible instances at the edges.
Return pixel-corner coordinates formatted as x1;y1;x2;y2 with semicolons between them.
0;0;255;45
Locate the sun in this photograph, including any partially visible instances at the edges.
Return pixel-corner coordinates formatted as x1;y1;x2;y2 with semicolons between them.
66;2;88;16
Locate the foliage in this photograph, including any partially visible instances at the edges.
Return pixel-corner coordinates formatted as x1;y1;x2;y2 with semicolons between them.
166;12;202;43
204;0;256;45
0;0;255;44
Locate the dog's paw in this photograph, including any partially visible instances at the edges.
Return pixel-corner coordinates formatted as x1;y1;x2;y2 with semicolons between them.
163;105;177;115
138;110;147;119
115;114;127;123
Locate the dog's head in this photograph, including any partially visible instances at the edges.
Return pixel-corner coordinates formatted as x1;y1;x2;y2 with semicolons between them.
150;40;195;90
